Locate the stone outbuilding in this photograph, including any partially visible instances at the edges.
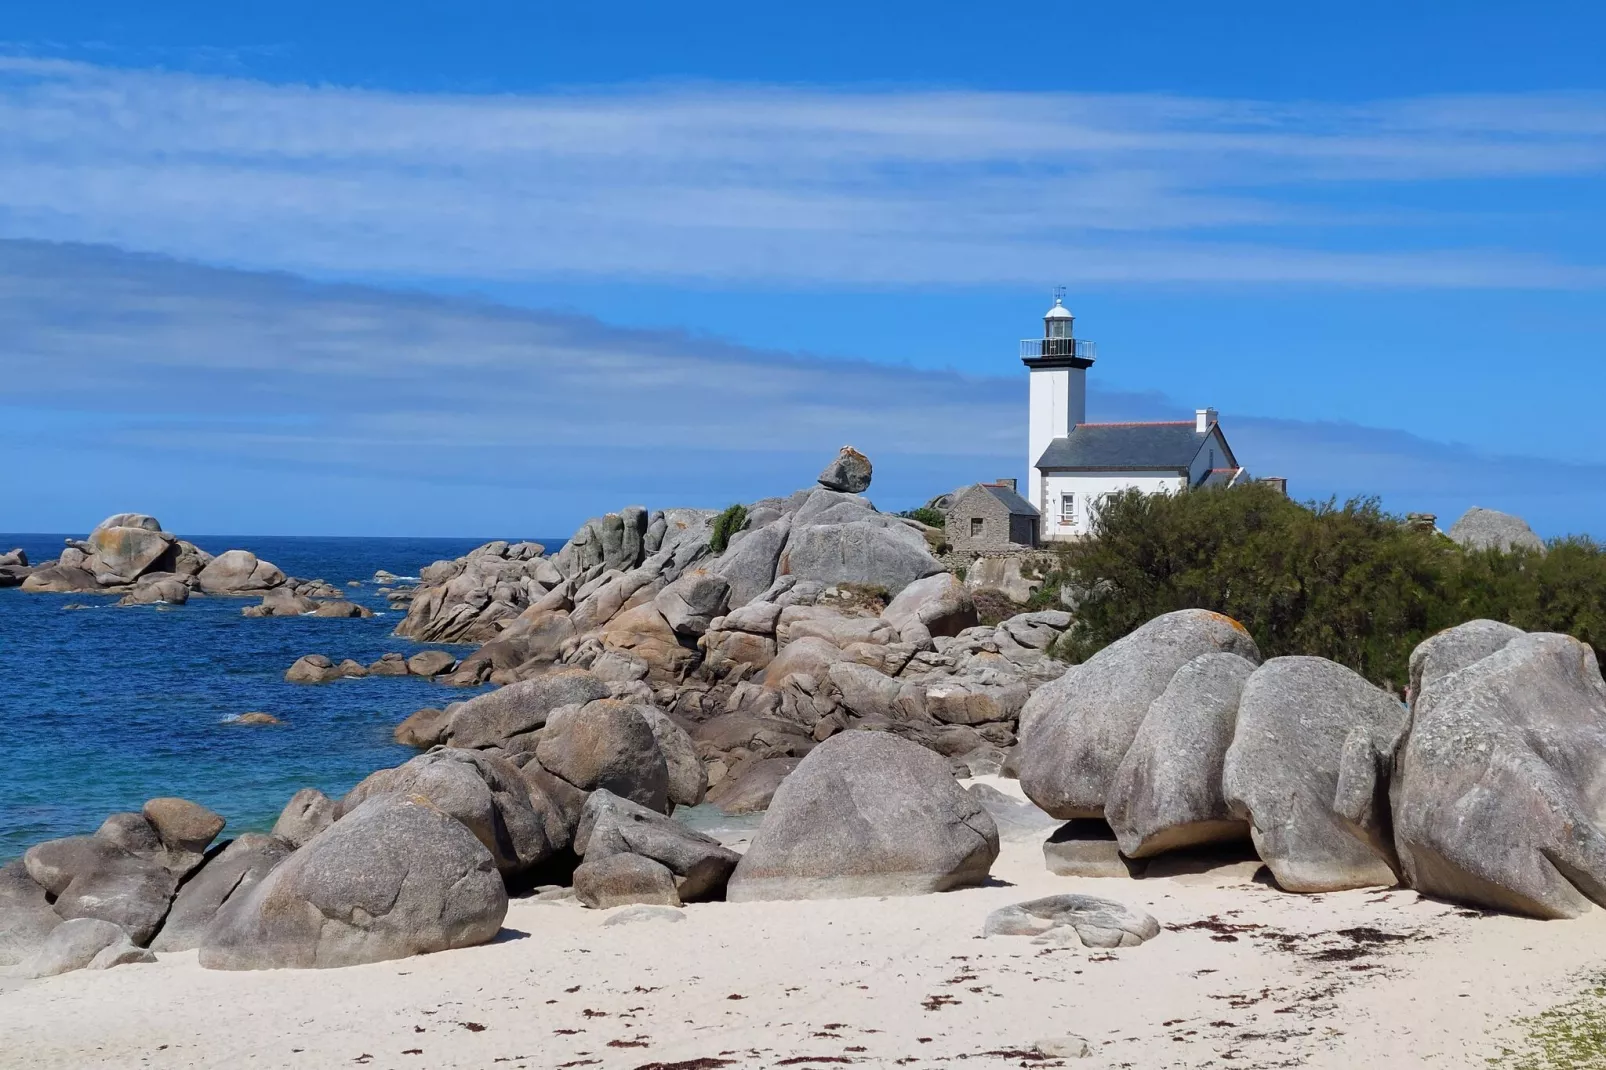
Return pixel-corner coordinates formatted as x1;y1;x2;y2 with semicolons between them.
944;479;1040;551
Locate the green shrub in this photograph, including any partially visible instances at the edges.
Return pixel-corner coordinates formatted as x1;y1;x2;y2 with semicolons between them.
1044;482;1606;690
901;506;947;528
708;503;748;554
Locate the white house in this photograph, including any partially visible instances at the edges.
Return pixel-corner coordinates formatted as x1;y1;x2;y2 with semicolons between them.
1022;296;1262;542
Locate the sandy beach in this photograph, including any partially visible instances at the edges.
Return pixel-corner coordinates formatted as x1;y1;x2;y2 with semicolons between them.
3;778;1601;1070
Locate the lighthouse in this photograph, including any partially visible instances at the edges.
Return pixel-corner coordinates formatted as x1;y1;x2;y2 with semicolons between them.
1020;292;1095;513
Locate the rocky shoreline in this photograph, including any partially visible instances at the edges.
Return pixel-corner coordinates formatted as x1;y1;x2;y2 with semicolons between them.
3;447;1603;1066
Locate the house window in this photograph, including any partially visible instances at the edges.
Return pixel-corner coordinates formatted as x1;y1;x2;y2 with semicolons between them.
1060;494;1076;525
970;517;984;538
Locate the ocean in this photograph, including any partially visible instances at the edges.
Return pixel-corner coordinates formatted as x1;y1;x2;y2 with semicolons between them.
0;533;560;862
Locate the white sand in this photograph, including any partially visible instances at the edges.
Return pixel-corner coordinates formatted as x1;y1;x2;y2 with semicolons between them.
3;778;1603;1069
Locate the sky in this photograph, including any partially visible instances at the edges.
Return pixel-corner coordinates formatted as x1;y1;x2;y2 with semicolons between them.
1;2;1603;537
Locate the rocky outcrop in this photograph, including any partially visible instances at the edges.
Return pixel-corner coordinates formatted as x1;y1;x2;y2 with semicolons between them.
1448;506;1544;554
0;548;30;587
16;515;290;601
284;654;369;683
1018;609;1262;820
727;732;1000;901
429;669;612;750
1105;653;1257;857
394;540;556;644
1222;656;1406;893
1390;632;1606;918
199;796;508;970
196;549;287;594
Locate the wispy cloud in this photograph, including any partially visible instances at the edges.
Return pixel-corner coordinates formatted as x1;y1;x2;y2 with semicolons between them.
0;57;1603;289
1;239;1601;537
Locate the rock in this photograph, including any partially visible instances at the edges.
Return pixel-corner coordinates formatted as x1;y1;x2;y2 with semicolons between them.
442;669;611;749
727;731;999;901
786;612;897;648
118;573;190;606
272;788;337;847
965;782;1058;841
715;515;792;608
1448;506;1545;554
227;712;281;726
394;706;451;748
1042;820;1137;878
197;549;287;594
596;603;699;684
25;837;177;944
536;700;670;812
199;795;508;970
576;790;740;901
335;658;369;678
1391;633;1606;918
0;860;61;967
369;652;411;676
1105;653;1257;858
707;756;801;815
763;636;843;689
1018;609;1262;820
285;654;341;684
881;573;978;641
310;600;373;618
964;556;1044;604
21;565;102;593
143;796;225;868
654;569;731;638
1034;1036;1093;1059
573;853;681;909
984;894;1160;948
515;759;591;853
340;749;556;876
86;521;176;583
1222;656;1406;893
151;835;295;952
244;588;316;617
635;706;708;809
701;628;778;678
397;540;567;643
91;513;163;535
817;446;873;493
23;918;152;978
783;518;941;598
828;661;904;720
407;650;458;677
1407;619;1525;699
602;905;685;926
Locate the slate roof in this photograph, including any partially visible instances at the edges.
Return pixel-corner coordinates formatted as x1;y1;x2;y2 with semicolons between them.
980;483;1040;517
1035;421;1230;473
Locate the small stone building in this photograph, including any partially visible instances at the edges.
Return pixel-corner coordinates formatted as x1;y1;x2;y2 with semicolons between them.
945;479;1040;551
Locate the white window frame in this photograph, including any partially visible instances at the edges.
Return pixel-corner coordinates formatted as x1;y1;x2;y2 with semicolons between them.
1059;493;1076;526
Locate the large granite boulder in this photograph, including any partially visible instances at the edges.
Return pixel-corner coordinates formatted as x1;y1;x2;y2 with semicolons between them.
151;835;294;952
0;860;61;966
440;669;611;749
817;446;873;493
1105;653;1257;858
119;573;191;606
339;749;556;876
22;918;153;978
1408;619;1525;699
654;569;731;638
1222;656;1406;892
715;515;792;608
86;519;176;584
197;549;287;594
635;706;708;809
782;518;941;598
1390;633;1606;918
1448;507;1544;554
881;572;978;642
199;796;508;970
1018;610;1262;819
573;853;681;909
142;797;226;862
727;731;999;901
23;836;178;945
21;565;101;593
984;894;1160;949
576;790;739;900
535;700;670;812
272;788;337;847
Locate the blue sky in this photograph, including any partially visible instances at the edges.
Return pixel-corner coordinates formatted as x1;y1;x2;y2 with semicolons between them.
1;2;1604;537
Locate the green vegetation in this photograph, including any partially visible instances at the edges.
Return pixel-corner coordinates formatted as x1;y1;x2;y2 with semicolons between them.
1489;973;1606;1069
708;503;749;554
900;506;947;528
1031;482;1606;689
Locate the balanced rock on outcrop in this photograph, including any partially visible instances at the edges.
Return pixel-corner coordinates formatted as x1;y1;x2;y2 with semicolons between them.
1105;652;1257;858
1448;506;1544;554
817;445;873;493
576;790;739;901
1222;656;1406;893
200;795;508;970
727;731;1000;901
1019;609;1262;819
1390;631;1606;918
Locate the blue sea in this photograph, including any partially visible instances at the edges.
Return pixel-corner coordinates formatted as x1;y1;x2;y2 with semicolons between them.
0;534;560;862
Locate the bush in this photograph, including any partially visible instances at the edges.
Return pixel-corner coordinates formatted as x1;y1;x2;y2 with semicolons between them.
1044;482;1606;691
900;506;947;528
708;503;748;554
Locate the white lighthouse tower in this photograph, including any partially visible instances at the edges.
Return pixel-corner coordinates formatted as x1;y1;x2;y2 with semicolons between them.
1021;291;1095;513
